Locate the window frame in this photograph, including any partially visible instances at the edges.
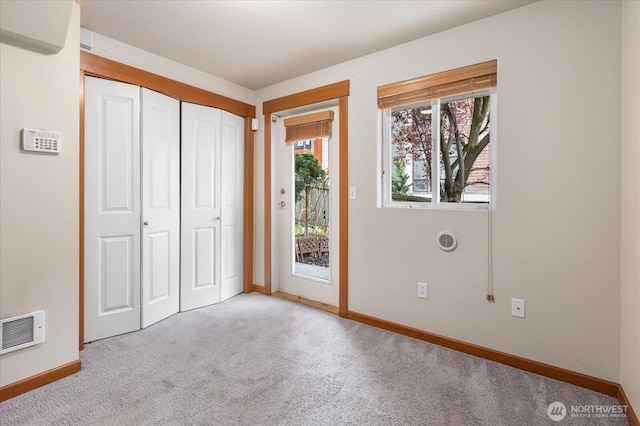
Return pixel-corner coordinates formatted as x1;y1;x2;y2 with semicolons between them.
380;90;497;211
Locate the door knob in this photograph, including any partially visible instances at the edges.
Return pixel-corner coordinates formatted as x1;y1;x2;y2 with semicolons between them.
143;221;149;226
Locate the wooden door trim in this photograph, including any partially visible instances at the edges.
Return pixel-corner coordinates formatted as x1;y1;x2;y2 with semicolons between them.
79;70;85;350
79;52;256;350
263;81;349;115
80;52;255;118
338;95;348;317
262;81;350;317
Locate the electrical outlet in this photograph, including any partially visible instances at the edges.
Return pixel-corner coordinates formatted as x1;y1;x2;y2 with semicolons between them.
511;298;525;318
418;282;428;299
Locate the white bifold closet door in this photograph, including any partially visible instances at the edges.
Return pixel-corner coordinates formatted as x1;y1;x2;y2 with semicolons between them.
181;102;244;311
140;88;180;328
85;77;244;341
180;102;221;311
84;77;180;342
219;109;245;301
85;77;141;342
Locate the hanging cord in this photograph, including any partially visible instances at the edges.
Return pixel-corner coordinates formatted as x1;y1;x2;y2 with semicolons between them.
486;209;495;302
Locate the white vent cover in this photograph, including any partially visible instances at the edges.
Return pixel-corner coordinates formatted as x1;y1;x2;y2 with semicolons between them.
1;310;44;355
436;231;457;252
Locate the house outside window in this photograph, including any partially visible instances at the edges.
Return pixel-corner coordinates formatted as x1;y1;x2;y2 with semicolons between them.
294;140;313;151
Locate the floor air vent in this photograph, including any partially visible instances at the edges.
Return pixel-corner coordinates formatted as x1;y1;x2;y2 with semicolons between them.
1;311;44;355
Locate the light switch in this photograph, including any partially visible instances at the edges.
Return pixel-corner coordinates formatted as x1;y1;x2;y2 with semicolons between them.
349;186;357;200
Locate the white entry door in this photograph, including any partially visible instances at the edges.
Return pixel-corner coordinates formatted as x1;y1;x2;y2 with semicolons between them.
141;88;180;327
180;102;222;311
85;76;141;342
274;108;339;305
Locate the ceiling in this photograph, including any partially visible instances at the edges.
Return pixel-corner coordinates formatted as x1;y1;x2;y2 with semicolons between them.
80;0;534;91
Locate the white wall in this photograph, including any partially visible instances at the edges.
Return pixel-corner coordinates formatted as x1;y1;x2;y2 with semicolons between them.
620;0;640;414
255;0;622;382
0;4;80;386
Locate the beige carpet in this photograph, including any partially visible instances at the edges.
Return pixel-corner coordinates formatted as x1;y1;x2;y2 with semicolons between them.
0;293;628;425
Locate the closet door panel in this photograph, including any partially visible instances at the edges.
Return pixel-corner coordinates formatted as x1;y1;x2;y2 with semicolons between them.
141;88;180;327
220;111;244;301
181;102;222;311
85;76;141;343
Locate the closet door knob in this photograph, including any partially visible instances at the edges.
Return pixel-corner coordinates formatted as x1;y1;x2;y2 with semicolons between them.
143;221;149;226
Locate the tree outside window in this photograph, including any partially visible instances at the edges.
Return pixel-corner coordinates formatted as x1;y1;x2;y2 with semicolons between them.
389;92;492;205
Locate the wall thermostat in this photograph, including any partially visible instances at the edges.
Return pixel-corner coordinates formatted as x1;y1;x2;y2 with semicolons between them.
22;128;61;154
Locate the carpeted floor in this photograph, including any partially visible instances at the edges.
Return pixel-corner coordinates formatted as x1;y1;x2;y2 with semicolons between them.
0;293;628;425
